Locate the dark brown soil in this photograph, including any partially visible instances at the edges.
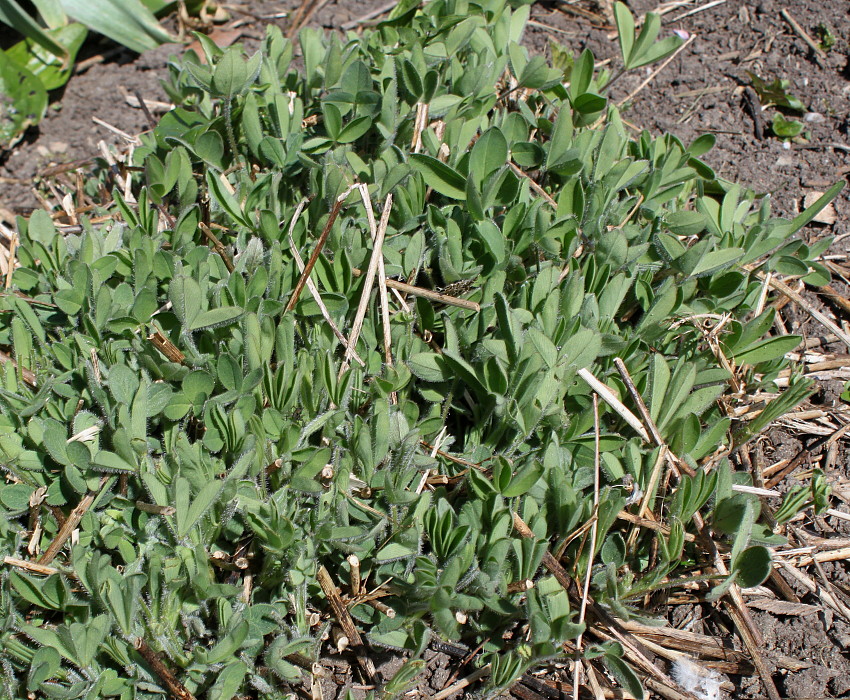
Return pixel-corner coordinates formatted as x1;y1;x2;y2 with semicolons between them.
2;1;850;698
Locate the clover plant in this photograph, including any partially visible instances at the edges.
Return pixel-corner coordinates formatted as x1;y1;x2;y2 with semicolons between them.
0;0;842;698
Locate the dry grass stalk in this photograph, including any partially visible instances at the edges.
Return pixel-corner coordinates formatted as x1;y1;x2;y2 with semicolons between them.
92;116;141;145
38;477;110;566
616;511;696;543
573;394;601;700
135;501;176;516
620;620;749;665
412;102;429;153
431;665;491;700
643;677;701;700
350;267;480;311
577;368;650;442
745;597;821;616
778;559;850;622
286;185;358;313
635;634;745;676
316;565;376;681
626;448;666;549
134;637;197;700
4;233;16;289
825;508;850;525
340;0;399;30
357;186;395;395
723;598;781;700
198;222;235;273
0;348;37;387
617;35;696;107
514;514;689;698
758;271;850;352
584;662;609;700
147;330;186;364
364;597;395;618
285;199;364;366
347;554;362;595
509;162;557;209
3;555;69;578
339;193;393;377
286;0;318;37
765;422;850;488
506;578;534;593
588;626;695;700
780;8;828;67
815;283;850;316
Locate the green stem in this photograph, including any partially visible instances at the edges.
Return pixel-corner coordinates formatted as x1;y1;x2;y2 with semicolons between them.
223;98;241;166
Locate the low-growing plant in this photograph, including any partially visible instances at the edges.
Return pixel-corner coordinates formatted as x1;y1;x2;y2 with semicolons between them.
0;0;842;698
815;23;836;53
747;70;808;141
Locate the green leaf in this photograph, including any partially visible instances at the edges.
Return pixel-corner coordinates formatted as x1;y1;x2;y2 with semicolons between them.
59;0;175;52
502;461;543;497
189;306;243;331
603;650;645;700
0;483;33;510
748;71;805;111
785;181;844;236
409;154;466;200
407;353;452;383
6;22;86;91
375;541;417;562
572;92;606;115
469;128;508;185
0;48;48;147
0;0;68;61
734;545;772;588
179;480;223;536
688;133;715;158
183;370;214;402
208;660;247;700
91;450;136;473
731;335;800;366
666;210;705;237
336;115;372;144
169;274;202;330
212;49;261;98
613;3;635;66
476;220;506;262
689;247;744;277
206;171;251;228
163;392;191;420
771;112;803;140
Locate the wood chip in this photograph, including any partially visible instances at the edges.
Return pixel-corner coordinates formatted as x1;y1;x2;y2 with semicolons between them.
186;27;244;62
803;192;837;225
746;598;822;616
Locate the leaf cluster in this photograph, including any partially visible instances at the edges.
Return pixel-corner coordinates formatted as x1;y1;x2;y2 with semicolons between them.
0;0;842;698
746;71;808;141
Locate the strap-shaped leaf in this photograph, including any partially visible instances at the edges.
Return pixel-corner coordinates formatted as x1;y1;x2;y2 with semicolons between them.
59;0;174;53
0;0;68;61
